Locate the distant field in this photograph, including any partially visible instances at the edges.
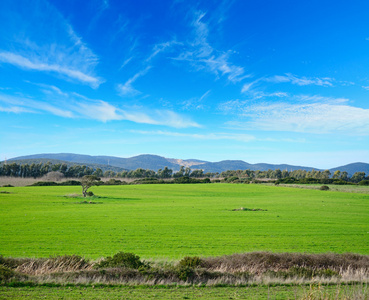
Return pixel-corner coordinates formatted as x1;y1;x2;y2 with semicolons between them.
0;184;368;259
277;183;369;194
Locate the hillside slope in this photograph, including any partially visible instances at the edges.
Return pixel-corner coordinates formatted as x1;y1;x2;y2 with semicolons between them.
6;153;369;174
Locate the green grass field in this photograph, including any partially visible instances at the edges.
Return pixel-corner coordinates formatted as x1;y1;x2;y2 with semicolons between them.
0;284;367;300
0;184;368;259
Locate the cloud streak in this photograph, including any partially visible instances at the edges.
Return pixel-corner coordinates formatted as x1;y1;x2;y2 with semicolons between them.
117;66;151;96
265;73;334;87
0;0;102;87
169;11;247;83
0;52;101;87
223;101;369;135
0;87;200;128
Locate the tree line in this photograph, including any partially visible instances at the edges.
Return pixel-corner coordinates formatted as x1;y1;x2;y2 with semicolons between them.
0;162;367;183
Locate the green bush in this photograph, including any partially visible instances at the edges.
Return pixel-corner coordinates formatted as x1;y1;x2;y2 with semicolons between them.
96;252;145;269
176;265;194;281
2;184;14;187
226;176;239;182
104;179;125;185
320;185;329;191
86;191;94;197
0;264;16;282
58;180;81;186
358;180;369;186
178;256;203;268
29;181;58;186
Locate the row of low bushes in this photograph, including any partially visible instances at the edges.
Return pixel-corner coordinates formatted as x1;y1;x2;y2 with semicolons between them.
274;177;368;185
27;176;212;187
1;251;369;285
6;177;369;187
28;180;81;186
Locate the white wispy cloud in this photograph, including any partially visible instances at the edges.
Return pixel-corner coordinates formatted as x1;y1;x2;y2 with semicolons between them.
146;41;182;62
0;88;200;128
0;1;102;87
75;101;123;122
241;81;257;93
120;57;133;69
117;66;151;96
182;90;210;110
294;94;348;104
265;73;334;87
131;130;255;142
224;101;369;135
0;52;101;87
172;11;247;83
0;93;74;118
0;106;33;113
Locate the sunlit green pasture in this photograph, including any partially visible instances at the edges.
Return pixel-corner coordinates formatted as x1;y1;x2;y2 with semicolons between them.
0;184;368;259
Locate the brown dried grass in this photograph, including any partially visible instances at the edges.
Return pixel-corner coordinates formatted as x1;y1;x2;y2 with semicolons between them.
2;252;369;286
202;252;369;274
15;255;93;275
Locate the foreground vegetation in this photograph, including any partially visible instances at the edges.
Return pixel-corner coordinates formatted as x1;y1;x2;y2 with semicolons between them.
1;184;368;258
1;252;368;299
1;284;367;299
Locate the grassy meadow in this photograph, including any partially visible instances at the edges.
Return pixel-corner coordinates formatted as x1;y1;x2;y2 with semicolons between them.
1;183;368;259
0;284;367;299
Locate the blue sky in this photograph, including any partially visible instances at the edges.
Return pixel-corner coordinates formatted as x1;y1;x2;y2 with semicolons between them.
0;0;368;168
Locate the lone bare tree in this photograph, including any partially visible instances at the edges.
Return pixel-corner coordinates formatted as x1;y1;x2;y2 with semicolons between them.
81;175;102;197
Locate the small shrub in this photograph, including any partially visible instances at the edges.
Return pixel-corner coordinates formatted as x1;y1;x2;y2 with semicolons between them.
320;185;329;191
86;191;94;197
178;256;203;268
315;268;340;278
96;252;145;269
0;264;16;282
332;179;349;185
29;181;58;186
358;180;369;186
176;265;194;281
104;179;124;185
2;184;13;187
59;180;81;186
226;176;239;182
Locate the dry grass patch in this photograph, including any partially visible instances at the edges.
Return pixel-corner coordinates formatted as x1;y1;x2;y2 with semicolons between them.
15;255;92;275
1;252;368;286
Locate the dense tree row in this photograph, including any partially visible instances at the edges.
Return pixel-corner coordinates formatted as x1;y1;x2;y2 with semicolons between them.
219;169;368;183
0;162;93;178
0;162;367;182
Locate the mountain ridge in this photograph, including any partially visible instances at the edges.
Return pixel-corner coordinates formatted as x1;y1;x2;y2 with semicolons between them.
5;153;369;175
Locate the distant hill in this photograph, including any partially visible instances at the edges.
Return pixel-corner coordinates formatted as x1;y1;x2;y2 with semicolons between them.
5;153;369;175
2;158;126;173
190;160;317;173
329;162;369;176
7;153;181;171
